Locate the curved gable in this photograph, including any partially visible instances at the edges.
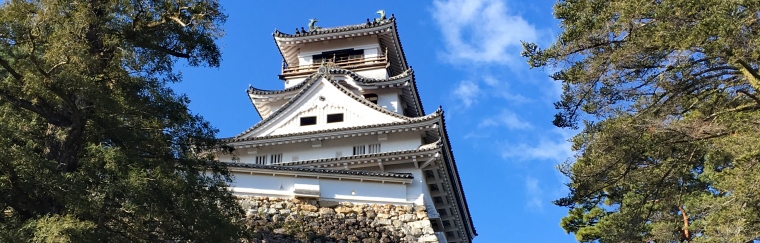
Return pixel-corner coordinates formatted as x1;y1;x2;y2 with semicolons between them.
237;76;408;139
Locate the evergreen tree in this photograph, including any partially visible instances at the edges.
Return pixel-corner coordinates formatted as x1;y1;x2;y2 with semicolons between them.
523;0;760;242
0;0;242;241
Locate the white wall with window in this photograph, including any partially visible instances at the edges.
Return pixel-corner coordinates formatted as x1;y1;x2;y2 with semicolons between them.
218;131;422;164
230;172;411;205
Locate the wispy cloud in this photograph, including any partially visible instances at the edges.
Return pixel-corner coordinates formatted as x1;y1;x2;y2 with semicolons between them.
524;176;544;212
482;76;532;104
431;0;539;66
452;80;481;108
501;128;575;163
478;109;532;130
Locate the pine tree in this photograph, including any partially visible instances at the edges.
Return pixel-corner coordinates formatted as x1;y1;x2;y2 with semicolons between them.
523;0;760;242
0;0;242;241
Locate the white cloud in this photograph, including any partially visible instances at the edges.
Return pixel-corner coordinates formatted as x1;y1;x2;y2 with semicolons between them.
431;0;539;66
524;176;544;212
452;80;481;107
501;128;575;163
482;76;532;104
478;109;532;130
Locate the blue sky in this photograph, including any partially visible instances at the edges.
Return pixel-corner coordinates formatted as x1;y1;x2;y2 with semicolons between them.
172;0;578;242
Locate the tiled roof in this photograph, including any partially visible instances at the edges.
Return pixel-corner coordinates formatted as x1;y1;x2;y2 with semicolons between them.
233;71;433;139
233;73;323;138
329;67;424;117
222;162;413;179
226;108;442;143
274;141;442;167
271;16;408;77
330;68;413;84
247;67;424;118
386;16;409;76
437;109;477;238
273;18;395;38
247;78;310;96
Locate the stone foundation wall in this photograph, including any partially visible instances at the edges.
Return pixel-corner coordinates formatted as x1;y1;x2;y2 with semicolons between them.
239;196;439;243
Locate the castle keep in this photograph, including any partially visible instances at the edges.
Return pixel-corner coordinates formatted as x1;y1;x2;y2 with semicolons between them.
217;13;476;242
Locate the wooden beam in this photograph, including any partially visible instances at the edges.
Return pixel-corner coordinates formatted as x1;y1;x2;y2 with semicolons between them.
420;152;439;169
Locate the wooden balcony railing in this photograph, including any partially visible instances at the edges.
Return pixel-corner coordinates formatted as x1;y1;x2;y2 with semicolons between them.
282;48;389;76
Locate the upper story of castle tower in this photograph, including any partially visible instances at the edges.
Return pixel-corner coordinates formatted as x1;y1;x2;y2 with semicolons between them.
272;12;408;88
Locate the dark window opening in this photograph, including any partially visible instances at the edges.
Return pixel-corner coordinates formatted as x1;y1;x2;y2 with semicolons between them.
443;221;452;227
300;116;317;126
433;196;443;204
363;93;378;104
327;113;344;123
438;209;448;216
313;48;364;63
429;184;439;192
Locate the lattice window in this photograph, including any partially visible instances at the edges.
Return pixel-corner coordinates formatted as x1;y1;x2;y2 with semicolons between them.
255;155;267;165
368;143;381;153
270;153;282;164
352;145;366;155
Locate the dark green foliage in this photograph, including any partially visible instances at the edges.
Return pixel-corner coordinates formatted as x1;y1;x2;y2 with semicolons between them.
0;0;243;241
524;0;760;242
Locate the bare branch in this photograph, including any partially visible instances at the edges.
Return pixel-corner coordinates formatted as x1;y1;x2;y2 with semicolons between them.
46;61;68;74
152;44;190;58
167;16;188;27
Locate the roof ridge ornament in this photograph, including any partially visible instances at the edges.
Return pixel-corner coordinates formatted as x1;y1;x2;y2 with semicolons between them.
374;10;386;24
317;59;338;78
308;18;322;32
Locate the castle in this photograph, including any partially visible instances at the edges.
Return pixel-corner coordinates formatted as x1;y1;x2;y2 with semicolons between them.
216;13;476;242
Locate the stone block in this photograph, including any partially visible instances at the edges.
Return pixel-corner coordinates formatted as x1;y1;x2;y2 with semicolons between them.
335;206;353;214
418;234;438;243
376;219;392;225
413;205;426;212
318;200;340;208
300;204;318;212
318;207;335;215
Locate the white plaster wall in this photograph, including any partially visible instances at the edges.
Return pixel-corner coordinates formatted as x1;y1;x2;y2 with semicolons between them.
297;55;313;67
354;69;388;79
221;131;423;163
377;92;400;114
230;172;408;204
284;77;308;88
343;164;434;206
320;179;406;203
364;47;379;59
